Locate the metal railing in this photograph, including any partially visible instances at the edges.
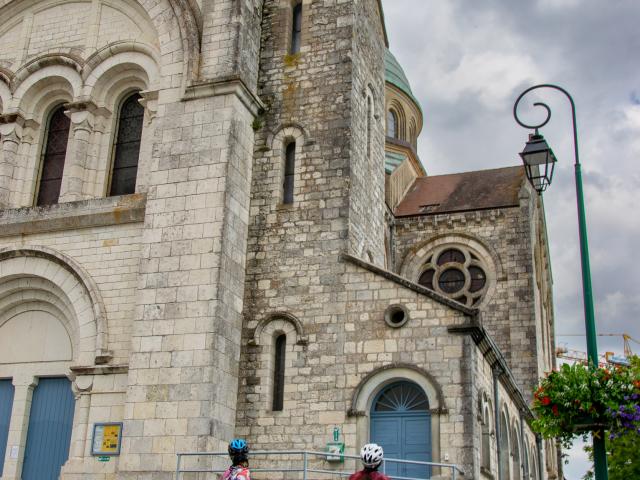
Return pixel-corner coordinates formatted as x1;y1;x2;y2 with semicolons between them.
175;450;464;480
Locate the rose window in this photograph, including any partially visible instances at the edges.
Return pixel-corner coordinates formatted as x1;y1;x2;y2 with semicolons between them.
417;247;488;306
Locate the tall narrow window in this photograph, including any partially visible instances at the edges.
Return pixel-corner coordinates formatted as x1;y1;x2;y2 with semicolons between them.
367;95;372;157
37;106;70;206
481;403;491;471
290;2;302;54
283;141;295;204
110;93;144;196
272;334;286;411
387;110;398;138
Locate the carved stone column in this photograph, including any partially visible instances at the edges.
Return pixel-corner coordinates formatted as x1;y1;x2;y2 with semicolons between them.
59;101;97;202
136;90;158;193
82;107;110;198
0;113;25;208
2;375;38;480
70;376;93;459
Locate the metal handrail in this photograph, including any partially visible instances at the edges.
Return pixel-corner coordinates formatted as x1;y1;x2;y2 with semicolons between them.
175;450;464;480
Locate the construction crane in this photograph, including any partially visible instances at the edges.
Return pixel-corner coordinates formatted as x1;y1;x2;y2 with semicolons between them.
555;333;639;367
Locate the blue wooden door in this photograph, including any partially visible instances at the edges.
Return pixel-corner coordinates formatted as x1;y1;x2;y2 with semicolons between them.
22;377;75;480
0;379;15;476
370;382;432;479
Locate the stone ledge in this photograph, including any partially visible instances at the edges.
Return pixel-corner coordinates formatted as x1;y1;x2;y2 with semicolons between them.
0;193;146;237
70;364;128;375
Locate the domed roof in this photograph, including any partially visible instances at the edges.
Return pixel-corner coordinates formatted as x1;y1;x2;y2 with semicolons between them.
385;49;421;109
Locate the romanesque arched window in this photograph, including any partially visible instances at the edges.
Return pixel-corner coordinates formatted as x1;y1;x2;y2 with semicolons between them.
283;141;295;204
480;394;492;472
290;2;302;54
387;109;398;138
37;106;70;206
109;93;144;196
499;411;510;479
272;333;286;411
511;424;522;480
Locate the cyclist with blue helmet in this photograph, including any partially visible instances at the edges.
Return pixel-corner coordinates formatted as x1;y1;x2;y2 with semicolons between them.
222;439;251;480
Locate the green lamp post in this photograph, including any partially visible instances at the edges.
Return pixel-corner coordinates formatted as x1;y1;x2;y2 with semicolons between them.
513;84;608;480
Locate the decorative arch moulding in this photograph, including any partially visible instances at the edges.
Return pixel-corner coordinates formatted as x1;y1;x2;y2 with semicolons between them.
0;245;110;366
249;311;308;347
348;362;448;418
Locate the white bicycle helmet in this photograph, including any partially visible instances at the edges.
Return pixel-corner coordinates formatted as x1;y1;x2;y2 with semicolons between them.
360;443;384;468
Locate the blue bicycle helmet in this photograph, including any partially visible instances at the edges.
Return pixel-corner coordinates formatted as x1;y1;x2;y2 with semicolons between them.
228;438;249;456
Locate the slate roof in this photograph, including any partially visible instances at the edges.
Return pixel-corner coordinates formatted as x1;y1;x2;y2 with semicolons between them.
394;166;526;217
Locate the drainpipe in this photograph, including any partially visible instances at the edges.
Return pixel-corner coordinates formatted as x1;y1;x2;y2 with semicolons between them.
493;365;502;480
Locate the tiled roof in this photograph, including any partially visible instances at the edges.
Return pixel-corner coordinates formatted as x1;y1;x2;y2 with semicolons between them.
394;166;525;217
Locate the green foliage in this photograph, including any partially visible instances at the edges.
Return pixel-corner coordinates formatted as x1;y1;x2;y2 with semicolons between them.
582;432;640;480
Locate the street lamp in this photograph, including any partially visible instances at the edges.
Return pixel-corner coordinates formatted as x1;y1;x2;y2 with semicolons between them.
513;84;608;480
518;133;557;193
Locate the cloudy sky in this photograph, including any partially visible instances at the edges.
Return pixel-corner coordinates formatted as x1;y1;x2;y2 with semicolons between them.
381;1;640;478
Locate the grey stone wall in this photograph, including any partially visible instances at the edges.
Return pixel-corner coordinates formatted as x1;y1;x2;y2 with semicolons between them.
393;194;551;402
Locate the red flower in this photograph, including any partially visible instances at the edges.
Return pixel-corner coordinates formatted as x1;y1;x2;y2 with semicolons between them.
541;397;551;406
552;405;559;416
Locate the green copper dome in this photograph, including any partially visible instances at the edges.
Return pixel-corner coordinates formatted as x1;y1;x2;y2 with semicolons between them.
385;49;421;110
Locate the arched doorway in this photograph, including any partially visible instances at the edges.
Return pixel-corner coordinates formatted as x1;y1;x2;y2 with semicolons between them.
370;381;431;479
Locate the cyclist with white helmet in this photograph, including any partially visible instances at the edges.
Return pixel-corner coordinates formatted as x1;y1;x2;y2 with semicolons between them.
349;443;390;480
221;439;251;480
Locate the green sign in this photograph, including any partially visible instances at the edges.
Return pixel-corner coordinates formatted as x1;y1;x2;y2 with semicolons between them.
97;456;110;462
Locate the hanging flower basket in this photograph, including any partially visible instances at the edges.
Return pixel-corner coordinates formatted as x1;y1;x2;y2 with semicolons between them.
531;361;640;448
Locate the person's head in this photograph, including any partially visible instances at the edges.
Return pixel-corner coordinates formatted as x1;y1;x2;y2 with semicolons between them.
360;443;384;471
228;438;249;465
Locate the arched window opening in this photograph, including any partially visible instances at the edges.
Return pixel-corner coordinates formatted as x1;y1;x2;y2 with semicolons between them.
272;333;286;411
109;93;144;196
387;109;398;139
511;426;522;480
290;2;302;54
523;442;531;480
37;106;70;206
283;141;296;204
480;401;492;471
499;412;510;479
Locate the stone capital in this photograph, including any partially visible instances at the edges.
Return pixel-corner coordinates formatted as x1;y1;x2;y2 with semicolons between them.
139;89;159;125
73;375;94;395
64;100;99;133
0;112;26;143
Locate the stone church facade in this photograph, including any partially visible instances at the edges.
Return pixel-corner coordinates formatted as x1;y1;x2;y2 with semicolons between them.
0;1;558;479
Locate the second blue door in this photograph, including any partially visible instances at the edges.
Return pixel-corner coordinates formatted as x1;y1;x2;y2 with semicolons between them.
22;377;75;480
370;382;432;479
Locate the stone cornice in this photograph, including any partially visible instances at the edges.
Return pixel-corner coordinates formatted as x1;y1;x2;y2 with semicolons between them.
0;193;146;237
448;315;535;422
183;76;265;117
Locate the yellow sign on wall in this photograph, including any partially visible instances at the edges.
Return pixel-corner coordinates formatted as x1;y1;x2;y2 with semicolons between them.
91;423;123;456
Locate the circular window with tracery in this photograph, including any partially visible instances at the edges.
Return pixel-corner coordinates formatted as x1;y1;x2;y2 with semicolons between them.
417;247;488;306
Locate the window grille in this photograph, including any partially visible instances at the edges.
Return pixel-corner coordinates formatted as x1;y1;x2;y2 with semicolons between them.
283;142;295;204
272;334;286;411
